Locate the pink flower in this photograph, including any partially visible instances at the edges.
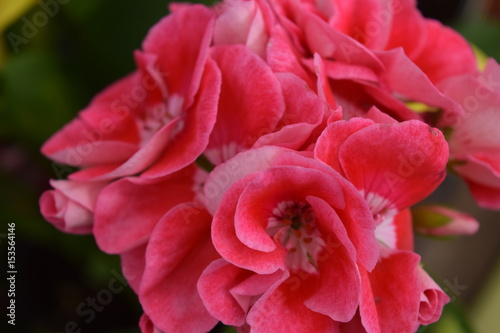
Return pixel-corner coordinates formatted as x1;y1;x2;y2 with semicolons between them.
41;5;221;180
197;116;449;332
439;58;500;209
314;119;449;233
198;146;379;331
314;118;450;331
272;0;477;84
266;0;468;121
39;179;108;234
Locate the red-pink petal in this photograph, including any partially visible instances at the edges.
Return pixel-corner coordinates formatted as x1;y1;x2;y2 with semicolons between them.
93;166;196;253
412;19;477;84
206;45;285;165
362;249;421;333
247;272;340;332
304;197;360;323
41;73;141;167
140;204;219;333
339;120;449;211
417;266;450;326
198;259;286;326
142;4;215;107
120;243;147;294
253;73;325;150
141;58;221;178
211;173;288;274
315;118;374;174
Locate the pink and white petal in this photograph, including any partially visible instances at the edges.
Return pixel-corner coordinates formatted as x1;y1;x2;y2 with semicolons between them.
339;120;449;211
95;119;178;176
93;166;196;254
202;146;288;215
41;73;142;166
449;107;500;158
48;179;108;211
214;0;258;46
140;204;219;333
142;4;215;107
141;59;221;178
374;206;414;251
417;266;450;326
206;45;285;165
214;0;269;57
39;190;93;234
41;118;138;167
68;164;121;181
198;259;286;327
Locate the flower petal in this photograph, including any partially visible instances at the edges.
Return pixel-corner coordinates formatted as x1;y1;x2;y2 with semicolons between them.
140;204;219;333
339;120;449;211
93;166;196;253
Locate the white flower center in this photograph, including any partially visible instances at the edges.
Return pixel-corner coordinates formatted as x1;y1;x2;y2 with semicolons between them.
267;201;325;273
364;192;398;249
141;95;184;145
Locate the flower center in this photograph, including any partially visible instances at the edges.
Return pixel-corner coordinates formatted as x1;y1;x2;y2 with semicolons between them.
141;95;185;145
267;201;325;273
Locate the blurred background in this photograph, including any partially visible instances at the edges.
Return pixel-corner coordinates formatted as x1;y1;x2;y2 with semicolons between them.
0;0;499;332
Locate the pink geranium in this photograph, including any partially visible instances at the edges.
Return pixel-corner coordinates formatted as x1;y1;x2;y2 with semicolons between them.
439;58;500;209
41;5;221;180
196;116;449;332
37;0;491;332
198;146;379;331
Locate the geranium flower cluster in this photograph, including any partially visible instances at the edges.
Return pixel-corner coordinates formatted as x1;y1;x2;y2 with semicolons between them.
39;0;499;332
